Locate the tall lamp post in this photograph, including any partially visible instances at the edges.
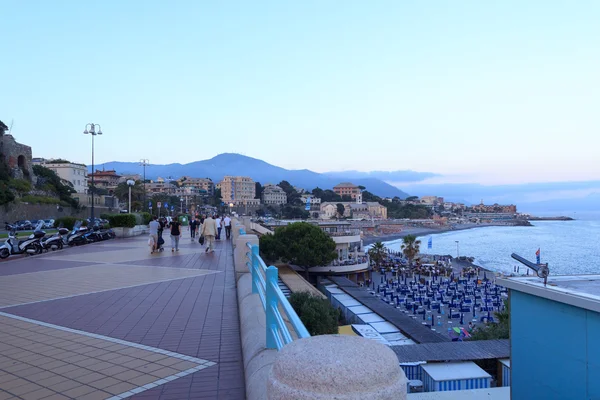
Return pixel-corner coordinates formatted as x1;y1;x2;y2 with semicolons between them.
83;123;102;221
180;197;184;214
140;159;149;212
127;180;135;213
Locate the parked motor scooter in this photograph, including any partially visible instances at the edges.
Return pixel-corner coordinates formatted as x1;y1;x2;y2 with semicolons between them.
41;226;70;251
0;222;45;259
67;221;89;246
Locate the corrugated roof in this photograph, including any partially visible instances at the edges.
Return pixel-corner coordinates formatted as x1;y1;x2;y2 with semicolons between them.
327;276;449;344
392;340;510;363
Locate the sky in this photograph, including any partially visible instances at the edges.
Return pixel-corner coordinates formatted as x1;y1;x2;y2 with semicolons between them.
1;1;599;185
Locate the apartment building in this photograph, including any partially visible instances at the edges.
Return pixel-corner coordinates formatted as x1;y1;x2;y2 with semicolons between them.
220;176;256;204
262;184;287;205
333;182;361;200
176;176;214;196
32;158;88;193
470;201;517;213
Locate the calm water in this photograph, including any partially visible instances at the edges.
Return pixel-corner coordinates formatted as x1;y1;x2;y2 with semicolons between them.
382;213;600;275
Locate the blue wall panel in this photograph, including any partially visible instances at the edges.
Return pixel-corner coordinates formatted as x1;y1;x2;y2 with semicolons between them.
511;290;599;400
587;312;600;399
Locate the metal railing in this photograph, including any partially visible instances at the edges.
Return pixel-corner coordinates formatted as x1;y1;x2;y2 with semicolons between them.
240;227;311;350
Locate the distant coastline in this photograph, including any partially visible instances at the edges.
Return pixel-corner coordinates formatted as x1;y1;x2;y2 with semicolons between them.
527;216;574;221
362;222;522;246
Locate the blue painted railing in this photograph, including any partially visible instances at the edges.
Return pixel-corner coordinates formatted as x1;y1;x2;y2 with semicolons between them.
239;227;311;349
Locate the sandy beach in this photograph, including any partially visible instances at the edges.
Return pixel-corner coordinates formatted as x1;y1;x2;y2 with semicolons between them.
362;223;517;246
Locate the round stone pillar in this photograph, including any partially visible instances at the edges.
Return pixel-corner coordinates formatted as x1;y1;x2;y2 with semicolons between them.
267;335;407;400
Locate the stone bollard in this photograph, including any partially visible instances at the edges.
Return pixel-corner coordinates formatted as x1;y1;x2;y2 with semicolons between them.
232;223;245;244
234;234;258;281
268;335;407;400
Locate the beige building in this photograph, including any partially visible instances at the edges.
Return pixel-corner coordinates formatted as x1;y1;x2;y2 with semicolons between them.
366;202;387;219
320;201;387;220
176;176;214;196
333;182;361;200
262;184;287;205
220;176;256;204
421;196;444;205
33;158;88;194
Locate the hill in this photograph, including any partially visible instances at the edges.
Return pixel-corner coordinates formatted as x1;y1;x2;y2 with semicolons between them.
94;153;410;198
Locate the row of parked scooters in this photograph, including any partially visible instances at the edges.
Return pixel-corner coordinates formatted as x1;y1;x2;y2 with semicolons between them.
0;220;116;259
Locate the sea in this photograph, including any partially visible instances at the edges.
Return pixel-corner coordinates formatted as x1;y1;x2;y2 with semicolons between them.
381;212;600;276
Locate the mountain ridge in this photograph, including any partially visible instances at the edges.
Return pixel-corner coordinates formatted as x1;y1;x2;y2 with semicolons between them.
93;153;410;198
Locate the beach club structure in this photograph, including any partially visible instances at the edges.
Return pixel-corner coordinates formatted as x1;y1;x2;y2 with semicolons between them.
421;361;492;392
498;274;600;400
498;359;510;387
318;277;510;395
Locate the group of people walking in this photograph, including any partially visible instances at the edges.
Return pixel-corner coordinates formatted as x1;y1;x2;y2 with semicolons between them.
148;214;232;254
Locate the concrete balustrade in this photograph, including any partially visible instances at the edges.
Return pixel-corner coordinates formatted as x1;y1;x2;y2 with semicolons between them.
233;219;407;400
268;335;407;400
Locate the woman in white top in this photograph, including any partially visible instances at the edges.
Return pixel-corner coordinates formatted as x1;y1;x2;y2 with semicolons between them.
215;215;222;240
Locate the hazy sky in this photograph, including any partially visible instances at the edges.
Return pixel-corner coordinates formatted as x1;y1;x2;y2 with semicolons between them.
2;1;599;185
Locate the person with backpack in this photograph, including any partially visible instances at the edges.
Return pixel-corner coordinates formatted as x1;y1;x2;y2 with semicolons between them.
169;216;182;252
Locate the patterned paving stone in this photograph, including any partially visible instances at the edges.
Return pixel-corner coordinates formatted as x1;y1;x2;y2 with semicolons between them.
0;313;214;400
2;235;245;399
0;264;220;308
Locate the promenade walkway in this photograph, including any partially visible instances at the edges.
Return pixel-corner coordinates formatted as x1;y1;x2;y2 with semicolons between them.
0;233;244;399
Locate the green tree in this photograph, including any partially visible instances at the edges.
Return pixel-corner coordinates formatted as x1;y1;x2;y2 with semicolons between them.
368;241;387;271
401;234;421;266
278;180;301;205
211;188;222;207
259;233;280;264
406;196;419;202
470;300;510;340
336;203;345;218
32;165;77;207
266;222;336;279
113;181;145;208
255;182;263;199
289;292;340;335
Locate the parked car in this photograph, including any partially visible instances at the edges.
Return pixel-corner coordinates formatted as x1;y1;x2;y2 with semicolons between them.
44;219;55;229
14;220;33;230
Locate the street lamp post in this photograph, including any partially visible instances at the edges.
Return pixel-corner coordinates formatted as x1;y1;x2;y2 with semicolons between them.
455;240;460;258
127;180;135;213
140;159;149;212
83;123;102;221
180;197;184;214
229;203;233;216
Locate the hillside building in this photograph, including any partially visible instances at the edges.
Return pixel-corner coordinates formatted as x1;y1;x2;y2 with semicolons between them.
333;182;361;200
0;120;34;181
470;200;517;214
32;158;88;193
176;176;214;196
220;176;256;204
88;169;121;194
261;184;287;205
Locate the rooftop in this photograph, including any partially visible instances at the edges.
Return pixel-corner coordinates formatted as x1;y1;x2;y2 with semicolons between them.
421;361;491;381
497;274;600;313
391;339;510;363
334;182;358;188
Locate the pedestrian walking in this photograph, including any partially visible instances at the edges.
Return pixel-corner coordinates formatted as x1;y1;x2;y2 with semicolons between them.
215;214;222;240
169;216;182;252
148;216;160;254
224;215;232;239
189;217;197;239
201;214;218;253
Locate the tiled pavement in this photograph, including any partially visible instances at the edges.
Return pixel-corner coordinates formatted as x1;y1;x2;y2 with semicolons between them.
0;233;245;399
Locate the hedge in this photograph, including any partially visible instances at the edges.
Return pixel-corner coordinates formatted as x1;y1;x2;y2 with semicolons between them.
140;212;152;225
107;214;136;228
53;217;78;230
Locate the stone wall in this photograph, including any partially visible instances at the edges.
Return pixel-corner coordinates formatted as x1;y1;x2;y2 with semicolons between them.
0;203;113;224
0;134;35;181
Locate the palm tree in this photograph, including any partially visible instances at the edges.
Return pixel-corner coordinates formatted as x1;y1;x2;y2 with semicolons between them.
368;241;386;271
401;234;421;268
